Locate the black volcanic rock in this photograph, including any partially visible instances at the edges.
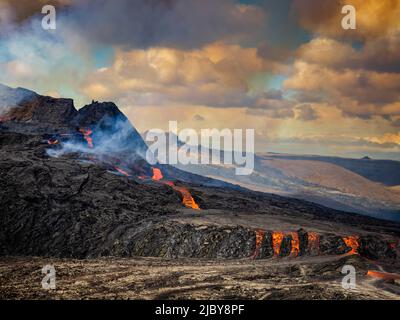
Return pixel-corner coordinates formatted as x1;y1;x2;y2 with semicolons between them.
0;132;180;258
0;84;77;132
280;235;293;257
358;236;397;260
72;101;125;127
298;229;308;256
0;131;398;260
0;85;148;156
124;223;256;259
0;85;399;262
319;235;349;255
258;232;274;259
23;96;77;127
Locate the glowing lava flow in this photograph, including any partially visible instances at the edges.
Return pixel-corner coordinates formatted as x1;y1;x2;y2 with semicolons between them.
367;270;400;280
151;167;200;210
343;236;360;255
79;128;94;148
290;232;300;257
114;166;130;177
307;232;320;254
173;185;200;210
272;232;284;256
252;230;266;258
152;168;163;181
47;138;59;145
270;232;300;257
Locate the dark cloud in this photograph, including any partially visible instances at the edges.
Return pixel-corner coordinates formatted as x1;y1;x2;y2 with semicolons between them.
246;107;294;119
296;36;400;74
67;0;266;49
0;0;71;24
291;0;341;36
255;89;296;115
391;118;400;128
261;88;283;100
292;91;325;104
296;104;318;121
257;43;292;63
193;114;205;121
243;89;296;119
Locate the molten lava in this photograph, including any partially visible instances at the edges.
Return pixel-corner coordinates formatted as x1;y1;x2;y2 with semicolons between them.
79;128;94;148
290;232;300;257
307;232;320;254
47;138;59;145
367;270;400;280
114;166;130;177
343;236;359;255
152;168;163;181
173;185;200;210
151;167;200;210
252;230;266;259
272;232;284;256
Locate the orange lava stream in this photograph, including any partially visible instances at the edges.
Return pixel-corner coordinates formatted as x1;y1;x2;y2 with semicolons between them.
367;270;400;280
252;230;266;258
272;232;284;256
343;236;359;255
47;139;59;145
152;167;163;181
151;167;200;210
290;232;300;257
79;128;94;148
173;185;200;210
307;232;320;254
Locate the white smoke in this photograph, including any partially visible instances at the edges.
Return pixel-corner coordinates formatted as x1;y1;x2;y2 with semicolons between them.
46;116;147;165
0;3;93;107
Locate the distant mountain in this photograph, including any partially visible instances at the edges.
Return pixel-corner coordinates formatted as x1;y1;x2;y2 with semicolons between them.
268;154;400;187
143;137;400;220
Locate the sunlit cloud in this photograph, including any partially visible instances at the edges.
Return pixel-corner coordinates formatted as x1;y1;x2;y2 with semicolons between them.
0;0;399;158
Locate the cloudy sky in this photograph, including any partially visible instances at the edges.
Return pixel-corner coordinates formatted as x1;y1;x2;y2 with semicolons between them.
0;0;400;159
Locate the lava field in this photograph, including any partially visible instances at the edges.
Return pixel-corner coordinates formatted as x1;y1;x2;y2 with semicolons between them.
0;85;399;299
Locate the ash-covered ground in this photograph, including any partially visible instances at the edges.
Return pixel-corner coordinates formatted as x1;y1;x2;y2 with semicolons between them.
0;84;399;300
1;255;399;300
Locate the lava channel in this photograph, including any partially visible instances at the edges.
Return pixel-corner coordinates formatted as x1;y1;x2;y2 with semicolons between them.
151;167;200;210
252;229;266;259
79;128;94;148
343;235;360;255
